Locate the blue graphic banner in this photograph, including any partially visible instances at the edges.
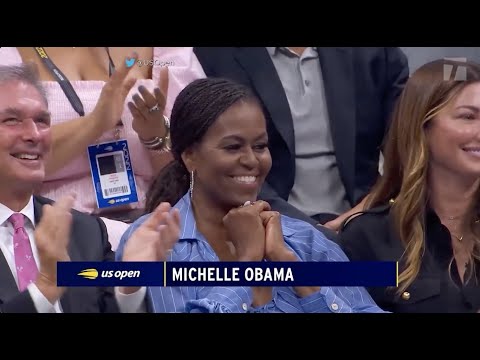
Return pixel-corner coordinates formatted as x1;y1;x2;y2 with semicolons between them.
57;261;397;287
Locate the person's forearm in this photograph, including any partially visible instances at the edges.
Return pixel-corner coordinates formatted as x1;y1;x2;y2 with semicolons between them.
145;150;174;174
34;274;64;304
136;114;172;174
47;114;106;175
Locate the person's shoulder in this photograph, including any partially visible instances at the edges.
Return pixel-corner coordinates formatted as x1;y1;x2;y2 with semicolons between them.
34;196;109;244
33;195;108;228
34;195;53;206
280;214;337;246
65;203;105;230
35;195;82;213
122;212;151;236
34;195;96;222
347;47;407;69
280;214;315;235
119;197;190;244
280;214;348;261
340;201;393;233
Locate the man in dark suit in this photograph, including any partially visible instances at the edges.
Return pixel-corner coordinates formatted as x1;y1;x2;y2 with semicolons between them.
0;62;122;313
194;47;409;230
0;62;176;313
1;195;120;313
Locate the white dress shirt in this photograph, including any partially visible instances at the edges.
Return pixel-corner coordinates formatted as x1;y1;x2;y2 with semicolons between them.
115;286;147;313
0;197;62;313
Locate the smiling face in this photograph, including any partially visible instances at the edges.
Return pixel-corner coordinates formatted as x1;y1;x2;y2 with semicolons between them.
0;80;51;191
182;100;272;210
426;82;480;180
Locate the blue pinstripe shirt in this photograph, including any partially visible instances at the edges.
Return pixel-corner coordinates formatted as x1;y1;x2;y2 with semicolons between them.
116;193;385;313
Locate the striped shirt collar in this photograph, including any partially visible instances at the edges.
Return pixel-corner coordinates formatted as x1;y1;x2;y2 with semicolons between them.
173;192;297;242
174;192;204;243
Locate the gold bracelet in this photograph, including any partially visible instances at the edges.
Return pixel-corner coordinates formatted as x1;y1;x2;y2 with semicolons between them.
143;134;172;153
139;115;171;150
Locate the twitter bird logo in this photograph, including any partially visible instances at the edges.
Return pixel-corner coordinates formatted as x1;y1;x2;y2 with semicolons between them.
125;58;135;68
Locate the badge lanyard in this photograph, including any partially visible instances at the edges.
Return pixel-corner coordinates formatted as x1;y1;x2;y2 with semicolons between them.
33;47;123;139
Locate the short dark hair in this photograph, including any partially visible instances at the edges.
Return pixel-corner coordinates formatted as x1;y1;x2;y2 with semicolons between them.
145;77;260;212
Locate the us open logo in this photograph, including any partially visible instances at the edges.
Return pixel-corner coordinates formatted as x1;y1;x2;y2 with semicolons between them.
78;268;140;280
443;57;467;81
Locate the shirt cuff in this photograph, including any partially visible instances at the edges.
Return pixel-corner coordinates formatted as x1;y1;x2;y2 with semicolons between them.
27;283;58;313
185;287;253;313
298;287;346;313
115;287;147;313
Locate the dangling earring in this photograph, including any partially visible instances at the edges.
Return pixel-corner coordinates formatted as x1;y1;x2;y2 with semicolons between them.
189;170;195;200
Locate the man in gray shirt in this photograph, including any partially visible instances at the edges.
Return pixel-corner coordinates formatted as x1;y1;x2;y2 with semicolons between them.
194;47;409;231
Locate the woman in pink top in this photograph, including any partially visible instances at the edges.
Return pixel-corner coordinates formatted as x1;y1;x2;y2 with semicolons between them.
0;47;206;250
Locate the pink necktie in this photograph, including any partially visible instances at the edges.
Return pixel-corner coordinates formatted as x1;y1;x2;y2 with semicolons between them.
8;213;38;291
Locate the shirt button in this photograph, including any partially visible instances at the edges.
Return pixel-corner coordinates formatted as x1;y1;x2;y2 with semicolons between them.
304;79;311;86
331;303;339;311
242;303;248;311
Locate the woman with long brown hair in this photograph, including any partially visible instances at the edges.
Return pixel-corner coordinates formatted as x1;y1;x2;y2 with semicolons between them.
339;58;480;313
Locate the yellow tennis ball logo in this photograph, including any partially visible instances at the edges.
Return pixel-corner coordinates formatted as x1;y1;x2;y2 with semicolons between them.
78;268;98;280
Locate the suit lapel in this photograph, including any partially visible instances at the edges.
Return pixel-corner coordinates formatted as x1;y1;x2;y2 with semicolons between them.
317;47;356;202
59;229;82;313
34;196;81;313
233;47;295;156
